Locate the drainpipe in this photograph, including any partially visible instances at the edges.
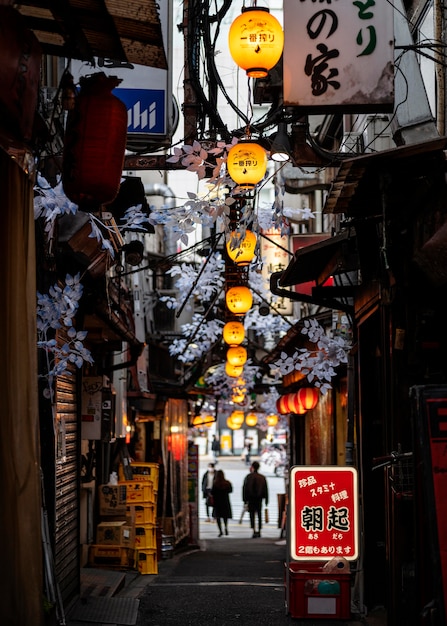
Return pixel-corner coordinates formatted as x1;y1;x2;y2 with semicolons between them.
144;183;177;257
434;0;445;135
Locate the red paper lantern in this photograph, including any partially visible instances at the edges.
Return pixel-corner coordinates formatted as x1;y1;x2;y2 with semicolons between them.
276;393;307;415
63;72;128;208
297;387;319;410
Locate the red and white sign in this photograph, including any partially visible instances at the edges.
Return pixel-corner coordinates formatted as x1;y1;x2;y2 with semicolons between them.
290;466;358;561
283;0;394;112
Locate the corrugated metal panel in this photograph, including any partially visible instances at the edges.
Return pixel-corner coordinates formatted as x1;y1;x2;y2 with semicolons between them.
55;363;80;606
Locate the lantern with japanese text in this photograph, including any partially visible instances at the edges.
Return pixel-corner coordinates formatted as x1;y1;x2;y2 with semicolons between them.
227;346;247;367
227;142;267;189
226;286;253;315
228;7;284;78
297;387;319;410
225;362;244;378
62;72;127;208
223;321;245;346
226;230;257;266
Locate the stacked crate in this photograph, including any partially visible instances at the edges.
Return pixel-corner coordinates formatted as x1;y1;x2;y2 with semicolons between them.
121;462;159;575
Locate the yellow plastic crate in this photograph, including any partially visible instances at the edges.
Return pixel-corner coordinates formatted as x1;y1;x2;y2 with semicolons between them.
120;480;154;504
126;503;156;526
134;524;157;549
129;462;159;489
88;544;135;569
137;549;158;575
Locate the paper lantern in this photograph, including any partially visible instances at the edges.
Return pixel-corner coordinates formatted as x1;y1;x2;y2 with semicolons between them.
266;414;279;426
226;230;257;266
227;346;247;367
227;416;241;430
225;362;244;378
226;286;253;315
230;410;245;426
227;142;267;189
276;393;307;415
232;391;246;403
228;7;284;78
63;72;127;208
223;321;245;346
192;414;215;427
297;387;319;410
245;412;258;427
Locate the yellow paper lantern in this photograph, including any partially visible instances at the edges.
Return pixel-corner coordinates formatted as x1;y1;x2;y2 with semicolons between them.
232;391;246;403
226;416;241;430
226;230;257;266
230;410;245;426
192;414;215;427
225;361;244;378
226;285;253;316
227;346;247;367
266;413;279;426
245;412;258;427
227;142;267;189
228;7;284;78
223;321;245;346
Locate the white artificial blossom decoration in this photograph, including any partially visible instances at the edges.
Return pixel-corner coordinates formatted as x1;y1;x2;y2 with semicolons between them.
37;273;94;400
168;315;224;363
273;319;351;394
204;362;258;399
163;252;225;310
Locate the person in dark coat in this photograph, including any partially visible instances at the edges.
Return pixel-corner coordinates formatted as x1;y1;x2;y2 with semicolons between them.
242;460;268;538
201;462;216;522
211;469;233;536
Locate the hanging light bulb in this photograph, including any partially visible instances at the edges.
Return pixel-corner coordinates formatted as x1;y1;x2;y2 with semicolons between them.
227;142;267;189
226;230;257;266
226;285;253;316
223;321;245;346
227;346;247;367
228;7;284;78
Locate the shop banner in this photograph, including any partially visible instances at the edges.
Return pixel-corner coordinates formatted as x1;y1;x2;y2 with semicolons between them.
290;466;358;561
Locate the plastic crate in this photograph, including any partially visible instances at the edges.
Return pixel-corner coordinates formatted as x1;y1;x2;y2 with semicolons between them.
134;524;157;549
88;544;135;569
119;462;159;489
137;549;158;575
120;480;154;504
126;503;156;526
286;561;351;620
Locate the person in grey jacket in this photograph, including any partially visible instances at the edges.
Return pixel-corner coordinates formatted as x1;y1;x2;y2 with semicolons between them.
242;461;268;538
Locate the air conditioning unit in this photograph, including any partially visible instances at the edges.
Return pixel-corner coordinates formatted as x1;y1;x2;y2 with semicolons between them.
362;116;393;153
340;132;364;154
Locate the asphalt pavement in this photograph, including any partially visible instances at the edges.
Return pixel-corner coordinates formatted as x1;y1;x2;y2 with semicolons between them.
65;455;387;626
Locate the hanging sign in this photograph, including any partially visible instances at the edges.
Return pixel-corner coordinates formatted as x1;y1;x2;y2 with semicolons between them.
261;229;293;315
290;466;359;561
283;0;394;112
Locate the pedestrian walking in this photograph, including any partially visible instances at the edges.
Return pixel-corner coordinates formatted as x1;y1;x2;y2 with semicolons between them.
242;461;268;538
211;435;220;462
201;462;216;522
211;469;233;536
244;436;252;465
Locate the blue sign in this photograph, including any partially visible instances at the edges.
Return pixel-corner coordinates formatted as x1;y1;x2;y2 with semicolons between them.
113;88;166;135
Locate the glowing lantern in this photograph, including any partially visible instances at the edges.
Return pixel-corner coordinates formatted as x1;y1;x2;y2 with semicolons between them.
226;230;257;266
63;73;127;208
266;414;279;427
227;346;247;367
276;394;307;415
228;7;284;78
226;286;253;315
223;321;245;346
231;410;245;426
297;387;319;410
227;416;241;430
245;412;258;427
232;390;245;403
225;362;244;378
192;414;215;427
227;142;267;189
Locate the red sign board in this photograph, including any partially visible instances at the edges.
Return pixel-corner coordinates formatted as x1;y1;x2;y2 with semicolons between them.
290;466;358;561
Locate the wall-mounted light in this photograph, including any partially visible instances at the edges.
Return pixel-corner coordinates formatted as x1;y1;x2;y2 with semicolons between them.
270;123;292;162
227;141;267;189
226;230;257;266
228;7;284;78
123;240;144;266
